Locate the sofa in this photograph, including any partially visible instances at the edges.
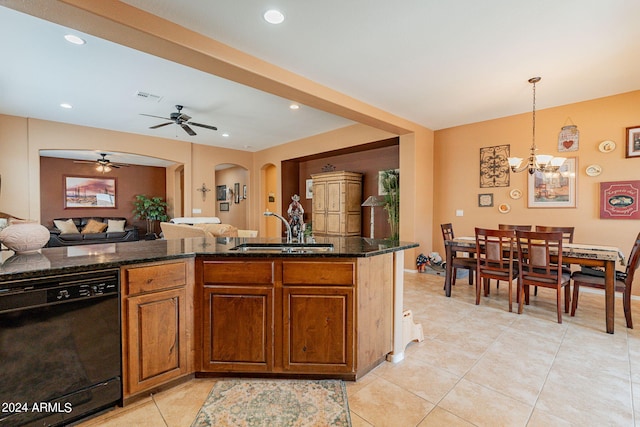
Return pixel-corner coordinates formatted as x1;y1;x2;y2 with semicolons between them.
160;222;238;239
47;217;139;247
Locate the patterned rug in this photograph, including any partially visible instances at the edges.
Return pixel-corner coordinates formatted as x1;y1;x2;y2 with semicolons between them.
191;378;352;427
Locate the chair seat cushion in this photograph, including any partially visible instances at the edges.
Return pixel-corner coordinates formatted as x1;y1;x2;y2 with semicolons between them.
523;272;570;284
571;272;626;290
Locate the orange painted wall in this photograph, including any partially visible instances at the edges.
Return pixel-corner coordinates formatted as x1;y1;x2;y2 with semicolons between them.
434;90;640;289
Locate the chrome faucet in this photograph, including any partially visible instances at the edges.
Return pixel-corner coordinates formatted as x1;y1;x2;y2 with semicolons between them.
264;211;293;243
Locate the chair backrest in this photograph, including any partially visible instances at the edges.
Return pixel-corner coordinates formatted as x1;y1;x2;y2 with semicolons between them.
498;224;532;231
516;230;564;283
475;228;517;277
160;222;207;239
623;232;640;288
441;223;454;241
535;226;574;243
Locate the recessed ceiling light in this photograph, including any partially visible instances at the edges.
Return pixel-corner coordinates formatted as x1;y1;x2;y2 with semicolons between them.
60;103;73;109
264;9;285;24
289;104;300;110
64;34;86;45
222;133;230;137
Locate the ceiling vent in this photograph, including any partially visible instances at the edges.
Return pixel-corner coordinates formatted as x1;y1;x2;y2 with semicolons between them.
135;91;163;102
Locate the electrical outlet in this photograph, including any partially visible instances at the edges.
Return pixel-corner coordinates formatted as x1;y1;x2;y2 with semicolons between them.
192;208;202;214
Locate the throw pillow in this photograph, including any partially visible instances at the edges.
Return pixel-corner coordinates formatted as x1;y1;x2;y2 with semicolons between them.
82;219;108;234
106;219;126;233
54;219;80;234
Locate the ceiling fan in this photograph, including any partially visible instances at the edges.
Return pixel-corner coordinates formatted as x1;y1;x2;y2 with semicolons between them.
74;153;130;172
141;104;218;136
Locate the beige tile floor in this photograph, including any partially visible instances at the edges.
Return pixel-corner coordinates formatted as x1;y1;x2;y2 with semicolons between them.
78;272;640;426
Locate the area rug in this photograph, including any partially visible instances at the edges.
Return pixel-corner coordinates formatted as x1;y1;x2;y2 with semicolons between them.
191;378;352;427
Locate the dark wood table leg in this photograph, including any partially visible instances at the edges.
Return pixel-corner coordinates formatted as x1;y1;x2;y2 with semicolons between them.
445;244;453;297
605;259;615;334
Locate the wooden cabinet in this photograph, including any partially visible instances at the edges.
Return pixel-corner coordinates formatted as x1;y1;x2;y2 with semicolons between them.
197;256;391;379
312;171;362;236
198;260;276;372
282;261;354;373
121;259;194;397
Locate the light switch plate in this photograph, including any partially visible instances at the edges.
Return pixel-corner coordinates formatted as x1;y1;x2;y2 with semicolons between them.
456;209;463;217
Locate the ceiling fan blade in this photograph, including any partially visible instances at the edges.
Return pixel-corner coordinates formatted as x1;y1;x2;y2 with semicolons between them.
73;160;95;164
178;113;191;121
188;121;217;131
149;122;173;129
181;123;197;136
140;113;172;120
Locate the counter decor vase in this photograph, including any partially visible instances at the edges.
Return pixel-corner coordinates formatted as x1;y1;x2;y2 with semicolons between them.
0;220;50;254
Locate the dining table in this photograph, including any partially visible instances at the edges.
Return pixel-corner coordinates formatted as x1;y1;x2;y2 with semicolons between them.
444;236;624;334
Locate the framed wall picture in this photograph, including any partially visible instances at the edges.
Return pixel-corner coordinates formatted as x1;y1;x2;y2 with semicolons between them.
306;179;313;199
64;176;116;208
600;180;640;219
243;184;247;199
216;185;227;201
527;157;577;208
234;183;240;203
478;193;494;207
219;202;229;212
625;125;640;158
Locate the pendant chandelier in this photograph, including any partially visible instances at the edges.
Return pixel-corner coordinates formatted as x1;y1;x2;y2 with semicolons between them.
507;77;565;174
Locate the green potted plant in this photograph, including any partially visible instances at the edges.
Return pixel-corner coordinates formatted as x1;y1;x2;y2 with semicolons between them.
380;169;399;240
132;195;169;239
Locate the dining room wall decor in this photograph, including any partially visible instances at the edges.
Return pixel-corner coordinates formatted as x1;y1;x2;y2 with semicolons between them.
479;145;510;188
625;125;640;158
599;180;640;219
478;193;494;207
527;157;577;208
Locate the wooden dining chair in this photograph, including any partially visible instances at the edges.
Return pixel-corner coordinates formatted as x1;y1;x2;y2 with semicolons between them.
475;228;518;312
498;224;532;231
534;226;575;295
441;223;475;287
570;231;640;328
516;230;571;323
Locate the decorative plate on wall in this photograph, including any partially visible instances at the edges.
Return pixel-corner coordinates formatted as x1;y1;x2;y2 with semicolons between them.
598;140;616;153
509;189;522;199
586;164;603;177
498;203;511;214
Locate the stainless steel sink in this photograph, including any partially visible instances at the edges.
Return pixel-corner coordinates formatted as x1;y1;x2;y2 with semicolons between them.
230;242;334;253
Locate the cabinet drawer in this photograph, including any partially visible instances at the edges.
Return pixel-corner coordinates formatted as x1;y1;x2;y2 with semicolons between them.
283;261;355;285
202;260;275;285
126;261;187;294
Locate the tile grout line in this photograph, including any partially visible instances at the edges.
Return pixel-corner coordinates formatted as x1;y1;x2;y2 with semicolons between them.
150;393;171;427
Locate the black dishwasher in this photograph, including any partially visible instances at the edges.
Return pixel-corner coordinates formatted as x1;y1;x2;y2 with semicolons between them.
0;269;121;427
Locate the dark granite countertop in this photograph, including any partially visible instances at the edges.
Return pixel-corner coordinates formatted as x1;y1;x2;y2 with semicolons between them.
0;236;419;281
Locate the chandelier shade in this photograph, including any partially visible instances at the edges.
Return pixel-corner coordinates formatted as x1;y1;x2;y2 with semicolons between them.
508;77;566;174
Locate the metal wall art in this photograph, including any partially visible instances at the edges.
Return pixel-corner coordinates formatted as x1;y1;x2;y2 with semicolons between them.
480;145;510;188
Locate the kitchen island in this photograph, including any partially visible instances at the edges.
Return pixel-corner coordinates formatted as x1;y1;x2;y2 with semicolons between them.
0;236;418;415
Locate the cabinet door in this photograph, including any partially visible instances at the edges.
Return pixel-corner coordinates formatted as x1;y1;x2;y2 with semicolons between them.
312;181;327;234
126;287;187;394
202;286;273;372
283;286;354;373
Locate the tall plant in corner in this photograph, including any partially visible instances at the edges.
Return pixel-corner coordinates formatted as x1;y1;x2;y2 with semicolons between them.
380;169;400;240
133;195;169;236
